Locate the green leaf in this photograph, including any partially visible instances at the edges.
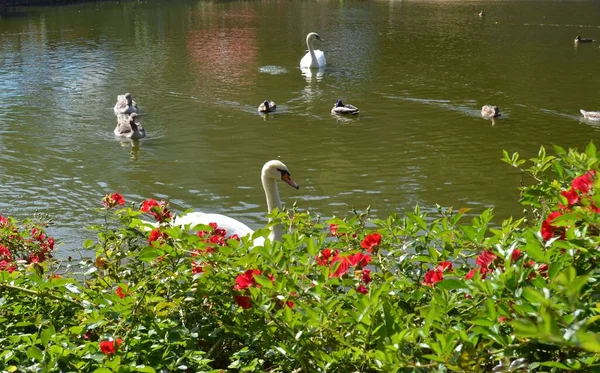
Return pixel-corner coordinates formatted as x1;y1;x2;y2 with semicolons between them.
436;279;467;290
138;247;162;262
41;325;55;347
541;362;571;369
27;346;43;361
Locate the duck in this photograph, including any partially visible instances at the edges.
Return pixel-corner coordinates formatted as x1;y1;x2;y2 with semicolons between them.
163;160;299;246
575;35;595;43
331;99;360;115
478;10;485;17
114;113;146;139
113;93;139;115
300;32;326;69
258;100;276;113
481;105;501;118
580;110;600;121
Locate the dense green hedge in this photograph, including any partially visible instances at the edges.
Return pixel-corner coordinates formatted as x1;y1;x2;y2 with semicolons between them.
1;143;600;372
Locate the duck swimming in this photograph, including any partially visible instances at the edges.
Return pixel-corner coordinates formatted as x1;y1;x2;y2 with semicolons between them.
114;113;145;139
481;105;501;118
575;35;595;43
258;100;276;113
114;93;139;115
478;10;485;17
331;99;359;115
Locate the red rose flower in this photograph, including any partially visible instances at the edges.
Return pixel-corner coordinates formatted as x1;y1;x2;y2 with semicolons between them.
234;295;252;309
0;260;16;273
102;193;125;208
330;254;351;278
436;261;453;272
362;269;372;284
234;269;261;290
423;269;443;287
99;338;122;355
356;284;369;294
0;215;7;225
560;188;579;208
148;229;167;245
116;287;128;299
476;250;497;268
465;267;488;280
572;170;595;194
192;261;204;274
316;248;335;266
141;199;172;223
510;249;522;262
329;224;339;237
541;211;564;241
360;233;381;252
348;252;371;268
0;245;12;261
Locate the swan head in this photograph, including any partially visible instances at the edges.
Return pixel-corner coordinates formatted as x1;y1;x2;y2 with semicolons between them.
307;32;324;42
125;93;133;105
262;160;299;189
334;99;344;108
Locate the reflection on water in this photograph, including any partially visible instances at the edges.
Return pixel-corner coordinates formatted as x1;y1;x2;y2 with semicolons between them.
300;67;326;82
0;0;599;256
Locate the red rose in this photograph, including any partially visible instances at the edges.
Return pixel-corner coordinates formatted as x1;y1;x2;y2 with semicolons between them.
234;295;252;309
360;233;381;252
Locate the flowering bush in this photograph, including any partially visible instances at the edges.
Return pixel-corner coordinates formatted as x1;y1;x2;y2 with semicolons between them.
1;143;600;371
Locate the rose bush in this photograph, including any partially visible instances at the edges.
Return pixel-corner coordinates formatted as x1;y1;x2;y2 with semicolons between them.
1;143;599;371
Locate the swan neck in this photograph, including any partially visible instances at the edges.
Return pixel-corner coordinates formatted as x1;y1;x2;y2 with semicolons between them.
262;175;283;241
306;35;317;62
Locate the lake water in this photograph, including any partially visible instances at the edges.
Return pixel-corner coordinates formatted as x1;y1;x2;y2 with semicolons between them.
1;0;599;256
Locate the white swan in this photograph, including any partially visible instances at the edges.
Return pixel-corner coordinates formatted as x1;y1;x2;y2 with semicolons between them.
300;32;326;69
115;113;146;139
171;160;299;245
580;110;600;121
114;93;139;115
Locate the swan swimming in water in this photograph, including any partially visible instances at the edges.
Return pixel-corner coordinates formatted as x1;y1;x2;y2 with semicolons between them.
331;99;360;115
114;93;139;115
481;105;501;118
258;100;276;113
114;113;146;139
300;32;326;69
580;110;600;121
169;160;299;245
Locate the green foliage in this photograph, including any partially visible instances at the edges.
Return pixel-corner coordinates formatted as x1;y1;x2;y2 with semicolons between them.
1;143;600;371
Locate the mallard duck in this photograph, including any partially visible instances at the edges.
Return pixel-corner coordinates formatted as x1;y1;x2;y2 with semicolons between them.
575;35;595;43
331;99;359;115
113;93;139;115
478;10;485;17
580;110;600;121
114;113;145;139
481;105;501;118
258;100;276;113
300;32;326;69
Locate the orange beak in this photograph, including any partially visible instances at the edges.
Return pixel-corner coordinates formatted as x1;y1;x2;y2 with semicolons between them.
282;174;300;189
